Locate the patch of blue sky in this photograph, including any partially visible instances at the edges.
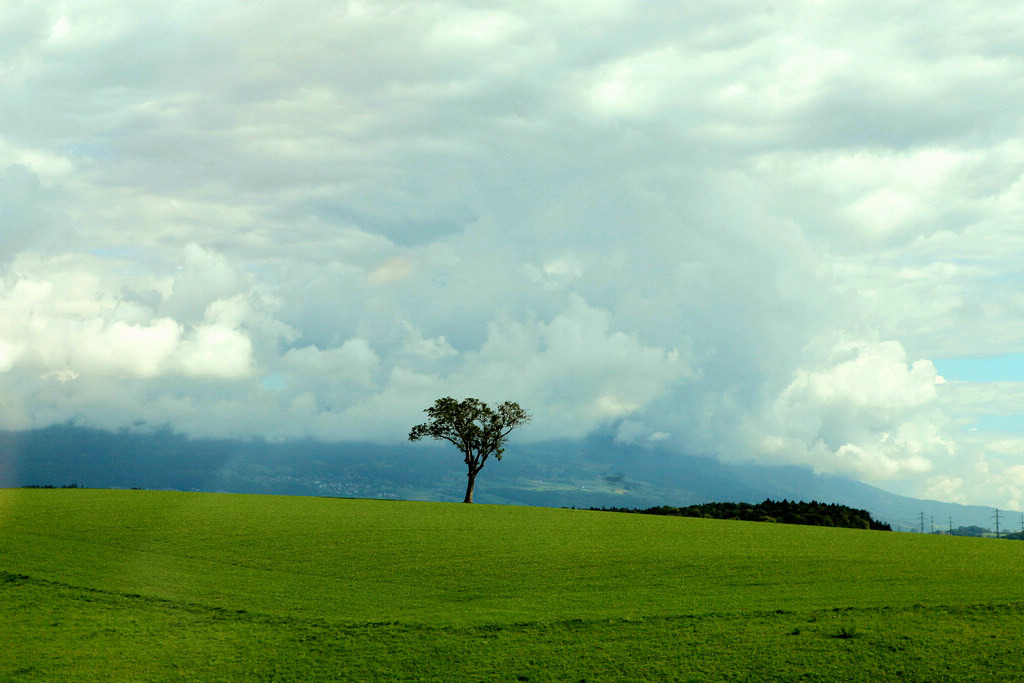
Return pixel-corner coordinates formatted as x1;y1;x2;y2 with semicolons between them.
933;354;1024;382
966;414;1024;434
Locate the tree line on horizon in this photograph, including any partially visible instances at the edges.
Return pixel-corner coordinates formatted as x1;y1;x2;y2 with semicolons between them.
590;499;893;531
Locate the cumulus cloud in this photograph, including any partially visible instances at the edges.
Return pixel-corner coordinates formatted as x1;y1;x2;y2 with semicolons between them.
177;322;253;379
398;322;458;362
0;249;258;384
755;339;950;481
448;294;693;438
162;244;247;323
282;339;380;389
3;0;1024;505
781;340;942;413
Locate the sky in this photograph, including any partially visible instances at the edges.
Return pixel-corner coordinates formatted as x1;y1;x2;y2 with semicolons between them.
3;1;1024;509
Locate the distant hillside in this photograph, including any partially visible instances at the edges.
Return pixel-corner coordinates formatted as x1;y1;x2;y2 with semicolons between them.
0;425;1013;531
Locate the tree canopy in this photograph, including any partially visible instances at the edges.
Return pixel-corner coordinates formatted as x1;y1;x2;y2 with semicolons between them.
409;397;530;503
591;499;892;531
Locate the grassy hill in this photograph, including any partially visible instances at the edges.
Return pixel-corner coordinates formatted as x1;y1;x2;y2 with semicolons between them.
3;489;1024;681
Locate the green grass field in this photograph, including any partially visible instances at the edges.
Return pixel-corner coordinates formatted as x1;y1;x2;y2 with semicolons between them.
3;489;1024;681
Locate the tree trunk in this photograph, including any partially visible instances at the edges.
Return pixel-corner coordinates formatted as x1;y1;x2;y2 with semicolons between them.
463;473;476;503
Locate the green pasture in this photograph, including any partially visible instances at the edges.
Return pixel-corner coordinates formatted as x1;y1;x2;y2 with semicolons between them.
3;488;1024;681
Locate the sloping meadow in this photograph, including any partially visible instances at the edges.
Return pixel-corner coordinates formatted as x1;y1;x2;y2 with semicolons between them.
3;489;1024;680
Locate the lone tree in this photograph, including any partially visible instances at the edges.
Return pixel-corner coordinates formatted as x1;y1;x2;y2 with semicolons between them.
409;396;530;503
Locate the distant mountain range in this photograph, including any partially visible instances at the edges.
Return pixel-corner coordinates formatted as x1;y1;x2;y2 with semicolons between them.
0;425;1014;532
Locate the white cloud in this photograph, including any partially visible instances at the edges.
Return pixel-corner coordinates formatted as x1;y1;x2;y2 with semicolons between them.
282;339;380;388
398;322;458;362
0;250;258;381
426;9;528;50
177;322;253;379
615;419;671;444
756;338;951;481
448;294;693;439
926;476;967;505
1002;465;1024;488
583;47;686;118
162;244;247;323
366;257;413;285
81;318;183;378
988;438;1024;455
786;340;942;411
4;0;1024;505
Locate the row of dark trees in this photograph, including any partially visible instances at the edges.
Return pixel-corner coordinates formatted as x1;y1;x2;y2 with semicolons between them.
946;525;1024;540
20;483;82;489
591;499;892;531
